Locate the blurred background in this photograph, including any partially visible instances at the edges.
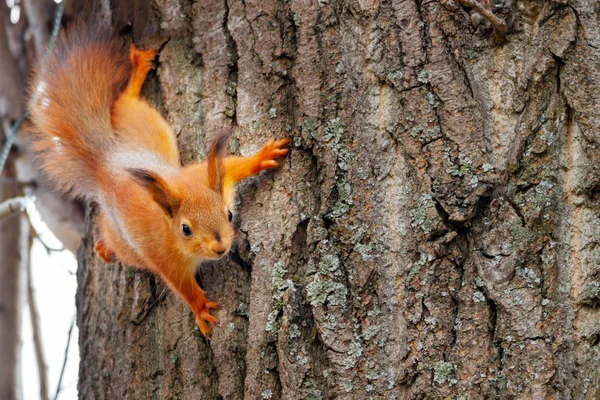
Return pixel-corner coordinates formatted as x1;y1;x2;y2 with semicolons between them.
0;1;82;399
23;203;79;400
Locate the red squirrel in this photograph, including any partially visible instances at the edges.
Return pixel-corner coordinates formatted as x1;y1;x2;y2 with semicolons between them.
28;25;288;336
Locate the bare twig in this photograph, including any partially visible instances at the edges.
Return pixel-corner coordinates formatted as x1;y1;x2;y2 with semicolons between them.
0;105;28;174
27;235;50;400
24;203;66;253
4;198;66;252
0;195;28;220
53;315;75;400
46;1;65;55
35;237;65;253
28;216;66;253
456;0;507;38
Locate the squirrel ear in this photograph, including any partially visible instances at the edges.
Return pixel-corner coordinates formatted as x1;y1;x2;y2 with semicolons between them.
207;131;232;194
127;168;181;218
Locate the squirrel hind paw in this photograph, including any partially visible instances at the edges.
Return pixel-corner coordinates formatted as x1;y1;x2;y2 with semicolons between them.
129;44;156;69
94;240;115;263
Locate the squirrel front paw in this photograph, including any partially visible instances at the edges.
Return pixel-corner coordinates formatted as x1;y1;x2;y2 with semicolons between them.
194;299;220;337
253;138;289;173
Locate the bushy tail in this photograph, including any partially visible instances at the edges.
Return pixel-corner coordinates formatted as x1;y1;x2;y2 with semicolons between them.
28;23;129;200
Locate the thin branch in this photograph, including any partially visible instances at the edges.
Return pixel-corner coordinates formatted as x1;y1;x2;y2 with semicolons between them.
53;315;75;400
25;210;66;253
32;232;65;254
0;111;28;172
456;0;507;38
27;234;50;400
46;1;64;55
0;196;28;220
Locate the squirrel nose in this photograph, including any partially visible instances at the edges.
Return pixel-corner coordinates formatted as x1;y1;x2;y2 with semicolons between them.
210;240;228;257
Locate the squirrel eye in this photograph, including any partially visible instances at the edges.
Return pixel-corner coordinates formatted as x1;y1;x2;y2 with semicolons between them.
228;210;233;222
181;224;192;236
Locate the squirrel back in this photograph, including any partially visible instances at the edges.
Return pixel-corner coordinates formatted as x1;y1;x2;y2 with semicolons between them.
28;23;129;199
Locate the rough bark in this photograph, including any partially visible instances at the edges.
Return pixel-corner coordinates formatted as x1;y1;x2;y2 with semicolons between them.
0;7;28;400
49;0;600;398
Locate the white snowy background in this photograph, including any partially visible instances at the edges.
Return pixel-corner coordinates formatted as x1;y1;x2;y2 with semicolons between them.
22;203;79;400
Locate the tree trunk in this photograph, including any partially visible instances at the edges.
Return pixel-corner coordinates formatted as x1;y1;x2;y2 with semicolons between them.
0;172;29;400
0;6;30;400
68;0;600;398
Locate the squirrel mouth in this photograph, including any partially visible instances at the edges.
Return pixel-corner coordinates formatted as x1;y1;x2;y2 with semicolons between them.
212;249;230;260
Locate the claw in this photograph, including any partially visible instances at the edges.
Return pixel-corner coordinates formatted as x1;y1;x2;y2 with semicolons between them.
206;301;220;310
275;138;289;147
193;298;220;337
129;44;156;69
196;317;211;337
201;312;218;326
260;160;280;169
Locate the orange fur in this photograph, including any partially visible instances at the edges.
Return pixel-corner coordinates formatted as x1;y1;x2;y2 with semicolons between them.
28;26;288;337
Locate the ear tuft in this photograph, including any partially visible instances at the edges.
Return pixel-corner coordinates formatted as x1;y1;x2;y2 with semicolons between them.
207;131;232;194
127;168;181;217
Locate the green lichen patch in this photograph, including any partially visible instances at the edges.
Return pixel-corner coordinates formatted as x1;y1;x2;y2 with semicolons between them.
354;242;374;261
299;118;319;142
340;341;364;369
409;194;436;234
351;227;381;263
446;152;474;177
520;267;541;285
577;281;600;306
361;325;380;341
519;180;554;222
299;376;324;400
324;118;343;142
288;323;301;340
510;223;534;245
235;301;249;317
386;69;403;85
336;182;353;205
433;361;455;385
406;252;428;285
417;69;432;84
410;124;441;143
329;180;354;218
306;274;348;307
265;262;294;334
318;254;340;274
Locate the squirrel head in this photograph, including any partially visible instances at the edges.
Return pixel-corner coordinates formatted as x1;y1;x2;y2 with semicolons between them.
127;132;235;262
